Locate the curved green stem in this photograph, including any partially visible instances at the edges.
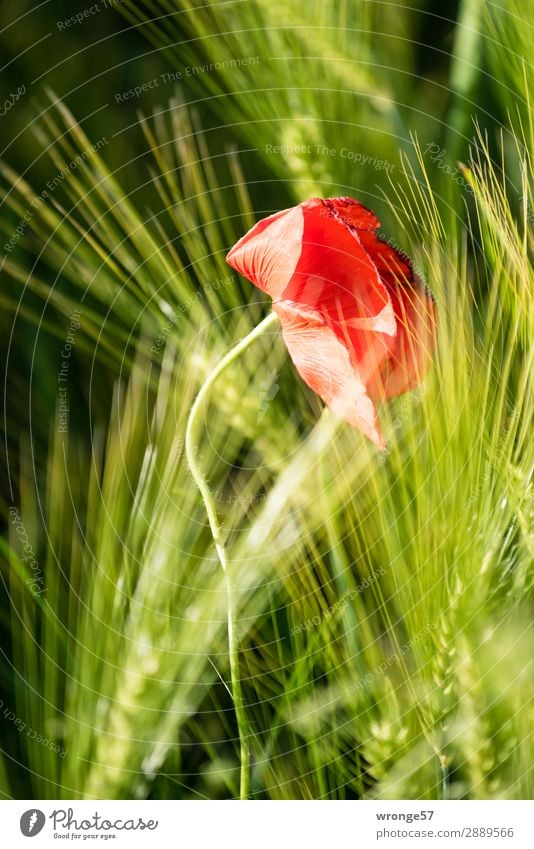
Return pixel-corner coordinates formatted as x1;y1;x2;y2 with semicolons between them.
185;310;279;800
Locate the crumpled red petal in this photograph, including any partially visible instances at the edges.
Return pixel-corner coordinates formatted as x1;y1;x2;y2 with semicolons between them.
273;300;385;448
281;199;394;336
322;196;381;231
355;232;437;399
226;205;304;300
226;196;437;446
367;282;437;400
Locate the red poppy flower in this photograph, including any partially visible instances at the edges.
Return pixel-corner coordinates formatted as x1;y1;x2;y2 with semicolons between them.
226;197;437;448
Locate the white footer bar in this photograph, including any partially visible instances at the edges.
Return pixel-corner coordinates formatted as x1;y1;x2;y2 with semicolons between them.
2;800;533;848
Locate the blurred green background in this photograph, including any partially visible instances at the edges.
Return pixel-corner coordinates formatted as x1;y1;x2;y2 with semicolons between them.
0;0;532;800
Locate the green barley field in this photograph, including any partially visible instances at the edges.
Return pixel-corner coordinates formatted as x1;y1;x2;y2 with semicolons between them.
0;0;532;800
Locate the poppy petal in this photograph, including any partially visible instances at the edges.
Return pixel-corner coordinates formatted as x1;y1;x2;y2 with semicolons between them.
367;282;437;399
323;197;381;231
225;196;438;447
354;229;437;397
226;205;304;299
282;199;392;325
273;299;385;448
280;199;397;387
357;229;415;288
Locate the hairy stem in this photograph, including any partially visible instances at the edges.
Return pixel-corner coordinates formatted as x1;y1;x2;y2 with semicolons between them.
185;310;279;799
